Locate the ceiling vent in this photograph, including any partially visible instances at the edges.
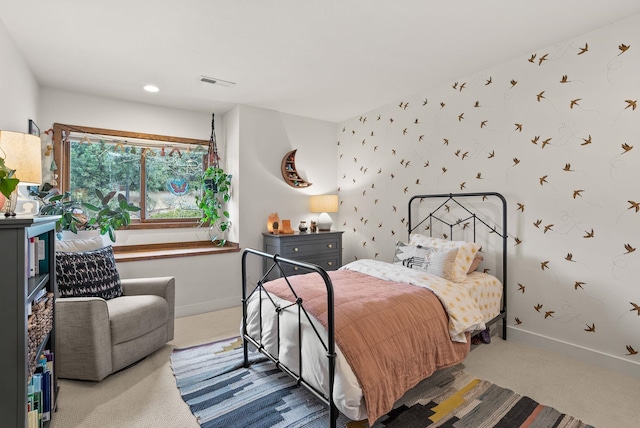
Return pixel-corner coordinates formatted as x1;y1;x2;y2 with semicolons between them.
200;76;235;87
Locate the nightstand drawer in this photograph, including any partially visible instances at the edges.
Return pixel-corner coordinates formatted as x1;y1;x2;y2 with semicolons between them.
280;236;340;257
306;254;341;272
279;254;341;276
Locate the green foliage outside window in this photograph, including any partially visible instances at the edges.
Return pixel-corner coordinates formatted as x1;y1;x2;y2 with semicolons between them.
69;140;204;220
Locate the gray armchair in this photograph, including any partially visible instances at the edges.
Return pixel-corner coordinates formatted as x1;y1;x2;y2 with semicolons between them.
55;276;175;381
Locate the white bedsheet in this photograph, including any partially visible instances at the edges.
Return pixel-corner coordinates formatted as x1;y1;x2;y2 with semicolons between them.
458;271;503;322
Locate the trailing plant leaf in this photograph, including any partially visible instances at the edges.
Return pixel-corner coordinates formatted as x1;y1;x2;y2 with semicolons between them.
196;166;232;246
0;157;20;199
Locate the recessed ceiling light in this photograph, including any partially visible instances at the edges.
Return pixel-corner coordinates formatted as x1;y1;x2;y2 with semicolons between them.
144;84;159;93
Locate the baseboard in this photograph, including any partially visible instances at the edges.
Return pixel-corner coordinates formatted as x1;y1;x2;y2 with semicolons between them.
175;296;240;318
507;325;640;379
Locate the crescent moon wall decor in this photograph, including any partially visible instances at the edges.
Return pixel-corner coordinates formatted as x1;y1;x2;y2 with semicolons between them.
281;149;312;188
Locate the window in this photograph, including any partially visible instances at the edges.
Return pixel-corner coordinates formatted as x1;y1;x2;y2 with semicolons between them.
52;123;208;228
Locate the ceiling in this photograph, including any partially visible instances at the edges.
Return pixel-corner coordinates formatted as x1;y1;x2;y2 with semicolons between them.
2;1;640;123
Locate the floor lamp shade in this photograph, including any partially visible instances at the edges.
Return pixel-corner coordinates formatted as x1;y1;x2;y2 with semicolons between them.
310;194;338;232
0;131;43;185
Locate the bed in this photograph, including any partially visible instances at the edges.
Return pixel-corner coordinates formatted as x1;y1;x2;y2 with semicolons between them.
241;192;507;427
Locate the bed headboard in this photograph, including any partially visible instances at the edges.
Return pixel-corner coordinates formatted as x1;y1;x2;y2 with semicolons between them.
407;192;508;336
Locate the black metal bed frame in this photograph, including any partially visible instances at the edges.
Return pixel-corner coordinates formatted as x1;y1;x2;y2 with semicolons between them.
408;192;508;339
241;192;508;428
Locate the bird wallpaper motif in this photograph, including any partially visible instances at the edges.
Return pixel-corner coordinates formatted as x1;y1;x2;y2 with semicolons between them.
336;15;639;366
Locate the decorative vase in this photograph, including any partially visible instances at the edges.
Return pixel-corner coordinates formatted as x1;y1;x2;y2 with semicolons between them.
1;190;18;217
298;220;308;233
208;221;231;244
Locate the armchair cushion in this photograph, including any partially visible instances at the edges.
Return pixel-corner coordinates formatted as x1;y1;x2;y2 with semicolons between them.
56;246;123;300
107;295;168;345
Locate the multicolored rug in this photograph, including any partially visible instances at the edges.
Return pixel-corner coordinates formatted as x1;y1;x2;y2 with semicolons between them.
170;337;594;428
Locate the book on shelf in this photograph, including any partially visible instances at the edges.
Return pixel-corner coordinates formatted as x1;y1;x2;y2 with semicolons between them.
38;232;50;274
27;235;48;279
27;409;38;428
36;236;45;275
28;351;54;427
29;237;36;278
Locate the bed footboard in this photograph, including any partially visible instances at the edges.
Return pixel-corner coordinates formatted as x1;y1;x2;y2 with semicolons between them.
241;248;338;428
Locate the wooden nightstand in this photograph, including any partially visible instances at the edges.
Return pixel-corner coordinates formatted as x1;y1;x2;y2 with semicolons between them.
262;231;343;280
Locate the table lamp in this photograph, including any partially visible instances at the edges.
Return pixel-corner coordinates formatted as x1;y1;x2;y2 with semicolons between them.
0;131;42;215
310;194;338;232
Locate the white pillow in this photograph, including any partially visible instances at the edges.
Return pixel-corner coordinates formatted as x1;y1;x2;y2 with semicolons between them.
393;241;459;281
55;235;105;253
408;235;480;282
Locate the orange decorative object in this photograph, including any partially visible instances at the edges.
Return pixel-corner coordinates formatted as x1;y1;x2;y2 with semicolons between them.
267;212;280;233
280;219;294;234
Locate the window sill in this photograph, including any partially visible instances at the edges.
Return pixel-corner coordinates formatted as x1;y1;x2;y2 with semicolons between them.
112;240;240;262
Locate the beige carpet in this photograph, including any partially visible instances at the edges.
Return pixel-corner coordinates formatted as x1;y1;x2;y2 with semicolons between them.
51;307;639;428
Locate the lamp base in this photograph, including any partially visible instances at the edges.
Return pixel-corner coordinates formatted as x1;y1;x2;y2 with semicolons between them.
316;212;333;232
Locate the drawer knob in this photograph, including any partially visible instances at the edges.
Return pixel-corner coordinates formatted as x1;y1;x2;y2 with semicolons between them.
293;247;299;252
327;244;333;249
327;261;333;266
293;266;299;271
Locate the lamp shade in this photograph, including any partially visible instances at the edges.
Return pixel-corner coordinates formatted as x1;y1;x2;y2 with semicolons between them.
0;131;42;185
310;194;338;213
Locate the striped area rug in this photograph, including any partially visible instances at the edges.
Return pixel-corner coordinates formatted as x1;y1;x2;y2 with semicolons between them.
170;337;594;428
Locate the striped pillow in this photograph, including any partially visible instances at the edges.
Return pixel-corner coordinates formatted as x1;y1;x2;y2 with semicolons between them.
393;241;459;281
409;235;481;282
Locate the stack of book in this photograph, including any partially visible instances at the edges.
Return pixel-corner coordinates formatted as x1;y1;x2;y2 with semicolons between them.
27;351;54;428
27;234;49;278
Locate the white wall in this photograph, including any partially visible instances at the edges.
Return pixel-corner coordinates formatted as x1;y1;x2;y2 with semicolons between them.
236;105;338;251
0;20;39;133
235;105;338;285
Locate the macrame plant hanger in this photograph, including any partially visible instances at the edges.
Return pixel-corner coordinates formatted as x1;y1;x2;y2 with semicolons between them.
207;113;219;169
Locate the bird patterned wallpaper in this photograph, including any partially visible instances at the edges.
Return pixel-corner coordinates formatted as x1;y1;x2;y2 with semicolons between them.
336;14;639;365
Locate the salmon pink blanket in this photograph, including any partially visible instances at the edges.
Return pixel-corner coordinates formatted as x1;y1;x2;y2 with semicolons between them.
265;269;470;425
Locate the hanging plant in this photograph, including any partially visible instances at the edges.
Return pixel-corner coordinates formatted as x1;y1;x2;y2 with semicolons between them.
195;112;231;246
196;166;232;245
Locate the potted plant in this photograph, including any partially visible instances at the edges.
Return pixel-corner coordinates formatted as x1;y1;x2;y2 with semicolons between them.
195;166;232;246
39;188;140;242
0;157;20;214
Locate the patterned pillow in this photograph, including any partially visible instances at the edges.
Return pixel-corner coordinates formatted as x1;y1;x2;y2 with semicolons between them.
393;241;459;281
409;235;480;282
56;246;122;300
